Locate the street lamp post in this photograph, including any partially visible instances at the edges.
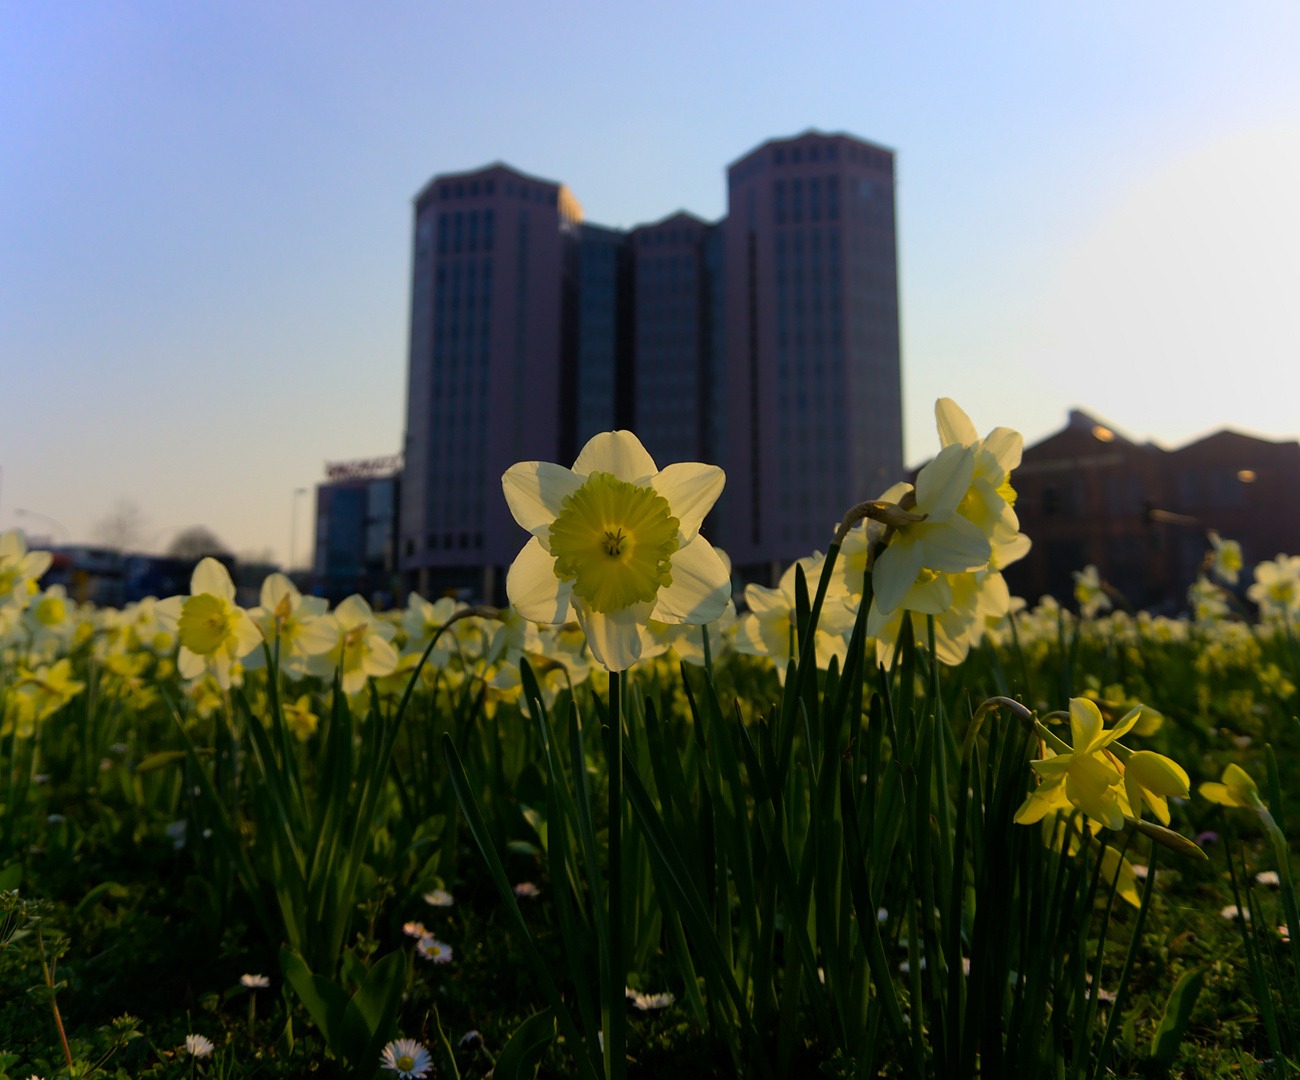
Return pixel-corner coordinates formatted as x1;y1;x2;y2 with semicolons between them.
289;488;309;573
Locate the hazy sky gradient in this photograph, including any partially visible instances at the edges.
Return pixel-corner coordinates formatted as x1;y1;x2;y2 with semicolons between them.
4;2;1300;563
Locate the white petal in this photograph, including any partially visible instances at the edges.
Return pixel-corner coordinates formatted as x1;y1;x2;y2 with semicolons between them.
191;557;235;603
935;398;978;448
362;635;399;677
177;647;205;680
650;463;725;544
744;582;788;618
650;536;731;625
878;481;913;503
572;430;658;482
294;618;340;655
573;599;651;671
900;573;953;615
982;427;1023;474
505;538;573;623
501;461;583;536
915;444;975;519
334;595;373;630
260;573;299;612
915;515;992;574
232;611;265;658
992;532;1032;571
872;537;924;616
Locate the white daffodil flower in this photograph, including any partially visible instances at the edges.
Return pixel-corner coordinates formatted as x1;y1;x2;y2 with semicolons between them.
1207;531;1243;586
402;593;467;664
0;530;53;609
733;555;855;683
156;558;262;690
243;573;335;677
870;446;992;618
306;595;399;694
935;398;1023;545
502;430;730;672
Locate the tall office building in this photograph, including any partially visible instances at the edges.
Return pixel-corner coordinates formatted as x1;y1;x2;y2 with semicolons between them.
630;213;725;468
721;131;903;577
400;164;582;599
399;131;903;599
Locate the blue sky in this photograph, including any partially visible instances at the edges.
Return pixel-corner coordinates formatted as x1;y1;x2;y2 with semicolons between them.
4;2;1300;562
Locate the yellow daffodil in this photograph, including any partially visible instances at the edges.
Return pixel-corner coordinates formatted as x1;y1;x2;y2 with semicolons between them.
156;558;262;691
1122;750;1190;826
282;694;320;740
502;430;730;671
3;657;86;736
485;605;542;668
1015;697;1140;831
1207;531;1243;586
1199;763;1265;810
869;449;992;617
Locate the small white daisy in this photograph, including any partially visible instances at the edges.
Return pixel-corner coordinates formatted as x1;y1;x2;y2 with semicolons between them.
415;937;453;964
380;1038;432;1078
1256;870;1281;887
514;882;541;899
1131;864;1150;880
1279;924;1291;941
402;921;429;939
185;1033;215;1058
424;888;455;907
1220;904;1250;922
240;973;270;988
633;991;675;1011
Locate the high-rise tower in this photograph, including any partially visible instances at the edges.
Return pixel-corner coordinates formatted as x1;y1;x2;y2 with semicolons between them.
722;131;903;575
400;164;582;599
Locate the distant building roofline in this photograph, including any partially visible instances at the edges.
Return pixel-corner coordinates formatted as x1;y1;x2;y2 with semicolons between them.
726;128;896;172
412;161;567;206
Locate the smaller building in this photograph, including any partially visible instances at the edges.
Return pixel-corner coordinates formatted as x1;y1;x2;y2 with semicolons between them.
1005;410;1300;611
313;456;402;608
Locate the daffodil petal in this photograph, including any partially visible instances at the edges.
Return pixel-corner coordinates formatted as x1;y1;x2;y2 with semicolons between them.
872;536;925;616
572;430;658;483
1070;697;1106;753
982;426;1023;474
649;536;731;625
650;462;725;543
573;599;651;671
501;461;584;538
914;515;992;573
191;557;235;602
935;398;978;448
915;443;975;519
503;538;571;624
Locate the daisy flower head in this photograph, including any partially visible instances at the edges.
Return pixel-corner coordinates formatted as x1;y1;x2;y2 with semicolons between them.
632;991;675;1011
402;921;429;939
240;973;270;988
423;888;454;908
513;881;541;899
1220;904;1250;922
185;1033;215;1058
380;1038;432;1078
415;937;453;964
1257;870;1281;887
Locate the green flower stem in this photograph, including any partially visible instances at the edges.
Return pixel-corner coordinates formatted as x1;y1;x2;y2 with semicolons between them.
605;671;626;1080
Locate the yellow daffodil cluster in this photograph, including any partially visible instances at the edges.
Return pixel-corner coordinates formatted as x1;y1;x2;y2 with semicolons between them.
1015;697;1190;834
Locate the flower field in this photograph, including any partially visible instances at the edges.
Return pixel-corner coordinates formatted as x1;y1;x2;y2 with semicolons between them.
3;401;1300;1079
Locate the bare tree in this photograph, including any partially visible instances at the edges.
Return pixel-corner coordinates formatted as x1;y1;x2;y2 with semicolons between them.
167;526;230;559
92;499;147;551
